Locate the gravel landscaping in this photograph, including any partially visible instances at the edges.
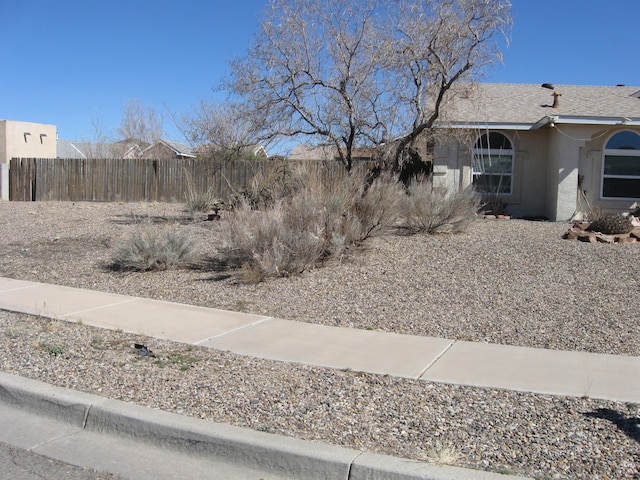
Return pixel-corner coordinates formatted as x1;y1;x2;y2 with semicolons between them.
0;201;639;479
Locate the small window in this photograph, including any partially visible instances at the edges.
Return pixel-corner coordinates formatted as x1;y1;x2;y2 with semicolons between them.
472;132;513;194
602;131;640;199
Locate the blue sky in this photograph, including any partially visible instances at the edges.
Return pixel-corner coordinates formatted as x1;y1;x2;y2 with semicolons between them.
1;0;637;144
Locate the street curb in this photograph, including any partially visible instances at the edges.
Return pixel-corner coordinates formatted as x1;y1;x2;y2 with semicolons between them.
0;372;531;480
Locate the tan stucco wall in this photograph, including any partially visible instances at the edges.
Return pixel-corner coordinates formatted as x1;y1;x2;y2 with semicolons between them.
545;126;583;220
435;124;640;221
0;120;57;164
434;129;553;219
578;126;640;215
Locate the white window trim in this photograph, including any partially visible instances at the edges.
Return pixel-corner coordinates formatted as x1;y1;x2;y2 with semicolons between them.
601;133;640;201
471;134;515;195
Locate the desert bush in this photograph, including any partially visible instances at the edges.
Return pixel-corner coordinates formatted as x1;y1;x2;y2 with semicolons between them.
219;164;404;279
334;170;405;246
183;170;223;215
221;198;326;278
111;225;195;272
478;191;507;216
402;178;481;234
587;212;634;235
228;160;300;210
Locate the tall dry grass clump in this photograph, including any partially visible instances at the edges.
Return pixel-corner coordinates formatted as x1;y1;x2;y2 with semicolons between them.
111;224;196;272
401;178;480;234
220;164;405;280
183;169;223;215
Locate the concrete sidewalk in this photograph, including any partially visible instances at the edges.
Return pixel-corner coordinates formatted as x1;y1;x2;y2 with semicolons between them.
0;276;639;403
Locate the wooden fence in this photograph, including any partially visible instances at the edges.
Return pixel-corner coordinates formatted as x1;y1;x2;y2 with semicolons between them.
8;157;286;202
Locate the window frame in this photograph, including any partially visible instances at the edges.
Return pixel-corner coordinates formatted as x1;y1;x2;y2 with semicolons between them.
471;132;514;195
601;130;640;200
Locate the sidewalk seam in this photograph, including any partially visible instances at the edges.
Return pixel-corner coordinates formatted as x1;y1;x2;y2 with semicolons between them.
194;316;274;344
416;340;456;379
58;298;140;319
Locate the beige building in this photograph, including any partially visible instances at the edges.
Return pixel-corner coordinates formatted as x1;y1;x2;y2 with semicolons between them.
0;120;57;200
0;120;57;164
433;84;640;220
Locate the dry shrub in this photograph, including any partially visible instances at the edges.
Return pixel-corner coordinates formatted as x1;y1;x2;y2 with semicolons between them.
221;198;326;278
228;160;300;210
402;178;480;234
183;169;223;215
111;224;195;272
220;164;404;279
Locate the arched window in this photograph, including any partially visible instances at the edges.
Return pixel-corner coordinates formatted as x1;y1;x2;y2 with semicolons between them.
472;132;513;194
602;131;640;199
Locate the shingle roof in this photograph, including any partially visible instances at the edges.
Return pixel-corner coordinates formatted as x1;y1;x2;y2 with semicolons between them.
441;83;640;127
159;139;194;156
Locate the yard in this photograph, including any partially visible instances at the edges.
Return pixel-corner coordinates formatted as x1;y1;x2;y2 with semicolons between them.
0;201;638;478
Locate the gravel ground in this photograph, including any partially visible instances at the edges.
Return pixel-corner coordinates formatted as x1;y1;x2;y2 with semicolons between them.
0;201;639;479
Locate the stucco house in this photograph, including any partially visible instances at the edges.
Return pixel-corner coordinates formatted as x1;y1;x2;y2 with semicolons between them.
139;140;270;160
433;83;640;220
0;120;57;199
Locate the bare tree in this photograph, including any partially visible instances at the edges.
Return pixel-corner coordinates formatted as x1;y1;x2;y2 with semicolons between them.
117;100;164;151
85;113;114;158
176;100;259;161
226;0;511;172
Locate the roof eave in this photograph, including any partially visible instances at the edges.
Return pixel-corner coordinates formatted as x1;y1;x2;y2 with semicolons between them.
435;122;534;131
440;116;640;132
550;115;640;126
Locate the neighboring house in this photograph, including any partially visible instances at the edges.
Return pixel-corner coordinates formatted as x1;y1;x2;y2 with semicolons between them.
242;144;269;159
433;83;640;220
0;120;57;200
141;139;195;160
57;139;145;159
289;144;338;161
193;143;269;159
289;144;376;162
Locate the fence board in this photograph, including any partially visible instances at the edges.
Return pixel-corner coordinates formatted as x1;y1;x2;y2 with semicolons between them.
8;157;323;203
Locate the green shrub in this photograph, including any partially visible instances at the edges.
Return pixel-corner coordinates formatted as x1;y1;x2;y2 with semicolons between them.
39;343;64;357
402;179;480;234
111;225;196;272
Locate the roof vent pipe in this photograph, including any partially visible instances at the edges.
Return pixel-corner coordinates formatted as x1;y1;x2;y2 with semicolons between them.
552;91;562;109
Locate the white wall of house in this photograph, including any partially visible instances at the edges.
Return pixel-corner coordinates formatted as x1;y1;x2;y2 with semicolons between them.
545;126;584;221
0;163;8;200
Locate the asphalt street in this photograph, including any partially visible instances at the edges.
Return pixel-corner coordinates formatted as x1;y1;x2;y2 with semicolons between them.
0;441;127;480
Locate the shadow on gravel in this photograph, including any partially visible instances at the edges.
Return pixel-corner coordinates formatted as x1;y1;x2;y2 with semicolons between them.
189;256;233;282
109;213;195;225
585;408;640;444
